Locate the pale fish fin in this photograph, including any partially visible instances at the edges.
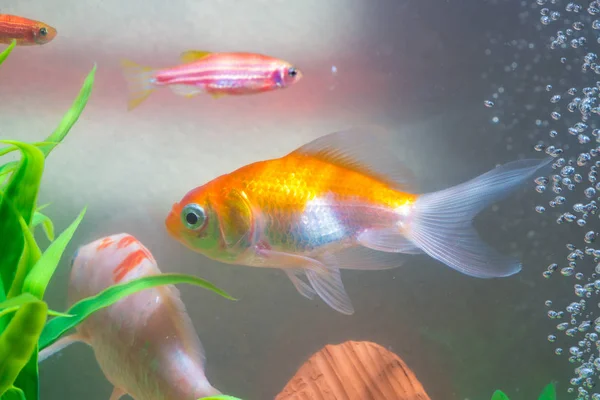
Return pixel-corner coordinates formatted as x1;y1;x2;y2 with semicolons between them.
305;261;354;315
357;229;423;254
255;248;327;274
109;387;127;400
169;84;203;98
403;157;553;278
290;127;417;192
333;246;410;270
284;269;316;299
38;332;88;362
120;59;158;111
180;50;212;64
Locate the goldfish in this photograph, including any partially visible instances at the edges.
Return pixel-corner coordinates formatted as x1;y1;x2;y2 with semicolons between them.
38;233;221;400
120;50;303;110
0;14;56;45
165;128;552;315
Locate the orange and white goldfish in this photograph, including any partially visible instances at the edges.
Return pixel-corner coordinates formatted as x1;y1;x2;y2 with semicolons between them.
0;14;56;45
165;128;552;315
120;50;303;110
38;233;221;400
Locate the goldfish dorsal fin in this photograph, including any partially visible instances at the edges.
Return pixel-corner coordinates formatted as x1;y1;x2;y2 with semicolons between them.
290;127;418;192
180;50;212;64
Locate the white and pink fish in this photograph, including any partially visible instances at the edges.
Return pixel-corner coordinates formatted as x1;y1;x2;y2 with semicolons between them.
39;233;221;400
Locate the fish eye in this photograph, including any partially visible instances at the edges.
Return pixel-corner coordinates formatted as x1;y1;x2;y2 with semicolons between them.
181;203;206;230
288;67;298;77
39;27;47;36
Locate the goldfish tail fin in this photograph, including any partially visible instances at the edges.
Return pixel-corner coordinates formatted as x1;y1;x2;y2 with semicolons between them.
358;157;553;278
120;59;157;111
38;332;87;362
402;157;553;278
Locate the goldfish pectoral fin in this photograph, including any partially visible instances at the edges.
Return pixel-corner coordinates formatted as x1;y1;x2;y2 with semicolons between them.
170;84;203;98
256;249;327;274
404;157;553;278
332;246;410;270
285;269;316;300
305;265;354;315
120;58;157;111
38;332;88;363
290;127;418;192
210;92;226;99
180;50;212;64
109;387;127;400
357;229;422;254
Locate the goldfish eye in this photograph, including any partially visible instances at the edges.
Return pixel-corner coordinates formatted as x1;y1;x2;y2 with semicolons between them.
287;67;298;77
181;203;206;230
39;27;47;36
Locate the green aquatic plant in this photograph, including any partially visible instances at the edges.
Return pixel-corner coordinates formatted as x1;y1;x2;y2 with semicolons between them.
0;50;236;400
0;40;16;68
491;382;557;400
39;273;235;350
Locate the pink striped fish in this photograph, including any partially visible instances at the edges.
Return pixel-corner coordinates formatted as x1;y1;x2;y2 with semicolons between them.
120;50;303;110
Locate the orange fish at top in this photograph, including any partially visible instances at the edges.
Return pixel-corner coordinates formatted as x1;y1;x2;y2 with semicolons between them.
0;14;57;46
120;50;303;110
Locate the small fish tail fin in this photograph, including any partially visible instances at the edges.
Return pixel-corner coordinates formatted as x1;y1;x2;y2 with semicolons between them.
120;59;157;110
400;157;553;278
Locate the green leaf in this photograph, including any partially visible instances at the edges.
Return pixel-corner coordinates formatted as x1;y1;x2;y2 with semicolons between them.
6;198;42;300
0;293;70;318
0;300;47;397
1;386;26;400
0;293;41;313
31;211;55;242
491;390;510;400
538;382;557;400
22;207;86;300
0;142;57;183
0;40;16;68
198;396;244;400
39;273;236;350
37;65;96;158
0;142;45;294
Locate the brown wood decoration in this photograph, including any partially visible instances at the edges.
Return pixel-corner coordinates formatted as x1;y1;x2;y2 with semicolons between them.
276;341;431;400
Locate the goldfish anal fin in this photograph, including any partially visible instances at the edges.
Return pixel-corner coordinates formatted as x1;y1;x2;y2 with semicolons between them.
285;269;316;300
180;50;212;64
290;127;418;192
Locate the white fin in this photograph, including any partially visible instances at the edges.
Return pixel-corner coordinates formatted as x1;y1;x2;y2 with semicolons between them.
305;263;354;315
291;127;418;192
120;59;158;111
357;229;423;254
109;387;126;400
333;246;410;270
285;269;316;299
255;248;327;274
169;84;203;98
38;333;87;362
397;157;553;278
